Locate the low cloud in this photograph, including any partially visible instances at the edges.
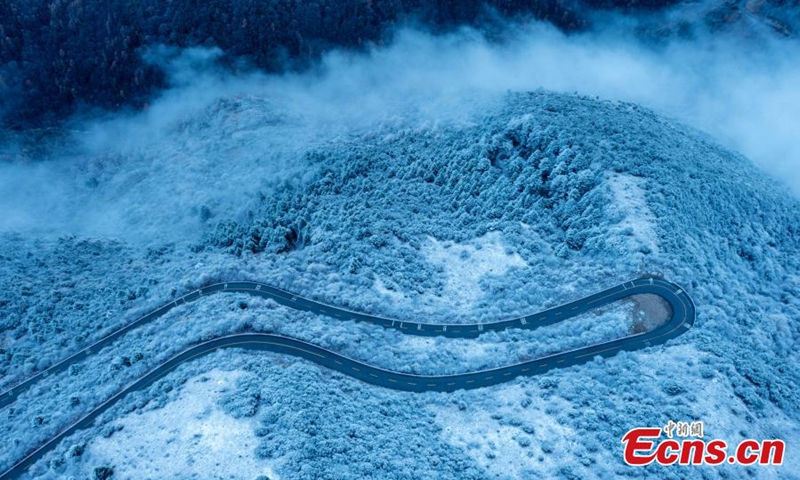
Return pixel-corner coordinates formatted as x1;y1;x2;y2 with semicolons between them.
1;21;798;243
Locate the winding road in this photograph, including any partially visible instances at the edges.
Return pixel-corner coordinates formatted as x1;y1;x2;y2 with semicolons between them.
0;275;694;478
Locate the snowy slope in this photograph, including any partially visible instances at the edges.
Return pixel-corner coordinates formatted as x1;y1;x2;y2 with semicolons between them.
1;91;799;479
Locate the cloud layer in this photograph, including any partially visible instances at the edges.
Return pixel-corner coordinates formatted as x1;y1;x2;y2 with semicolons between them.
1;22;798;243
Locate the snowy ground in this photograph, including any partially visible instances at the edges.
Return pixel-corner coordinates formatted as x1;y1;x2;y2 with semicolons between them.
373;232;528;314
77;369;280;480
606;172;660;255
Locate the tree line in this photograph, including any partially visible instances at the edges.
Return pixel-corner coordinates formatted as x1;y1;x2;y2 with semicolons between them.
0;0;679;129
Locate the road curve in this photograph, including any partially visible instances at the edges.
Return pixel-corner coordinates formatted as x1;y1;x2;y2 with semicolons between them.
0;276;694;478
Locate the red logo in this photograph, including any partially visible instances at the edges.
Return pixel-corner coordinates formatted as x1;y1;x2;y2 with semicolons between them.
621;422;785;466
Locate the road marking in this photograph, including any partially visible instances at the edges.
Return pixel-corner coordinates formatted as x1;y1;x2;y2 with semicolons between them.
466;379;475;384
256;285;261;290
442;325;447;332
231;340;326;360
427;383;437;387
407;382;417;386
417;324;422;331
352;367;360;372
484;376;493;380
446;382;456;386
334;360;342;365
503;372;512;376
478;324;484;332
520;318;527;325
370;373;378;378
389;379;397;383
521;368;530;372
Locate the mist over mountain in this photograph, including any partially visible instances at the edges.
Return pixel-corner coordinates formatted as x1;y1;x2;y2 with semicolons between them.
1;0;798;130
1;2;799;479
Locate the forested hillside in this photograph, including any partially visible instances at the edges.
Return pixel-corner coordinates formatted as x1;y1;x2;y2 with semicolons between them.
2;90;799;478
0;0;583;128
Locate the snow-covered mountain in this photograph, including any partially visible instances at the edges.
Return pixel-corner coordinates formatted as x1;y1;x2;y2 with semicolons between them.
1;89;798;479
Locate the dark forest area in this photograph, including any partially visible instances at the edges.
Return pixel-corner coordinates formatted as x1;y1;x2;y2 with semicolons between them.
0;0;683;130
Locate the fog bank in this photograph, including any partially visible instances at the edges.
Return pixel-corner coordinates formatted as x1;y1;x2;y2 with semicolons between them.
1;22;799;244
